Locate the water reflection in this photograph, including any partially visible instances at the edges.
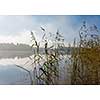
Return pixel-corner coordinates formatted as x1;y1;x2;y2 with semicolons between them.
0;51;33;85
0;65;31;85
0;50;33;59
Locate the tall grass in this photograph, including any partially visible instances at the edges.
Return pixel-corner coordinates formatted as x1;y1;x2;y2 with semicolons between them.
70;22;100;84
29;22;100;85
31;29;65;85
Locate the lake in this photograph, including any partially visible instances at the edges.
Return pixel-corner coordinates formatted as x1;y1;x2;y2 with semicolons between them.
0;51;34;85
0;51;71;85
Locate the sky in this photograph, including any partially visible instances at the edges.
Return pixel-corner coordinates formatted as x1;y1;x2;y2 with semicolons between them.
0;15;100;45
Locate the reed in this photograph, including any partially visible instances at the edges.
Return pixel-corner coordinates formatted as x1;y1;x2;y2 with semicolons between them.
31;28;65;85
29;22;100;85
70;22;100;84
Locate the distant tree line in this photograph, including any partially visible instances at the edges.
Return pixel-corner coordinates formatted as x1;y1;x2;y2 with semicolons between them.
0;43;32;51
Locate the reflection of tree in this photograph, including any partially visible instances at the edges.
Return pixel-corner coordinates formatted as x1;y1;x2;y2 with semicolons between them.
0;51;33;59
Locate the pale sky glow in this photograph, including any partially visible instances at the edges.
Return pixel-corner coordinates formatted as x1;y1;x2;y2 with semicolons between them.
0;15;74;45
0;31;31;44
0;15;100;45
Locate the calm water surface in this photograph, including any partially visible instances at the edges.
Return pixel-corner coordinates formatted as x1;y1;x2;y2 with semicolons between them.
0;51;33;85
0;51;70;85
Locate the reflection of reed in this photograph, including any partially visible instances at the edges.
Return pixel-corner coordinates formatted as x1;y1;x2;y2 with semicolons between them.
15;65;33;85
11;80;31;85
10;74;31;85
